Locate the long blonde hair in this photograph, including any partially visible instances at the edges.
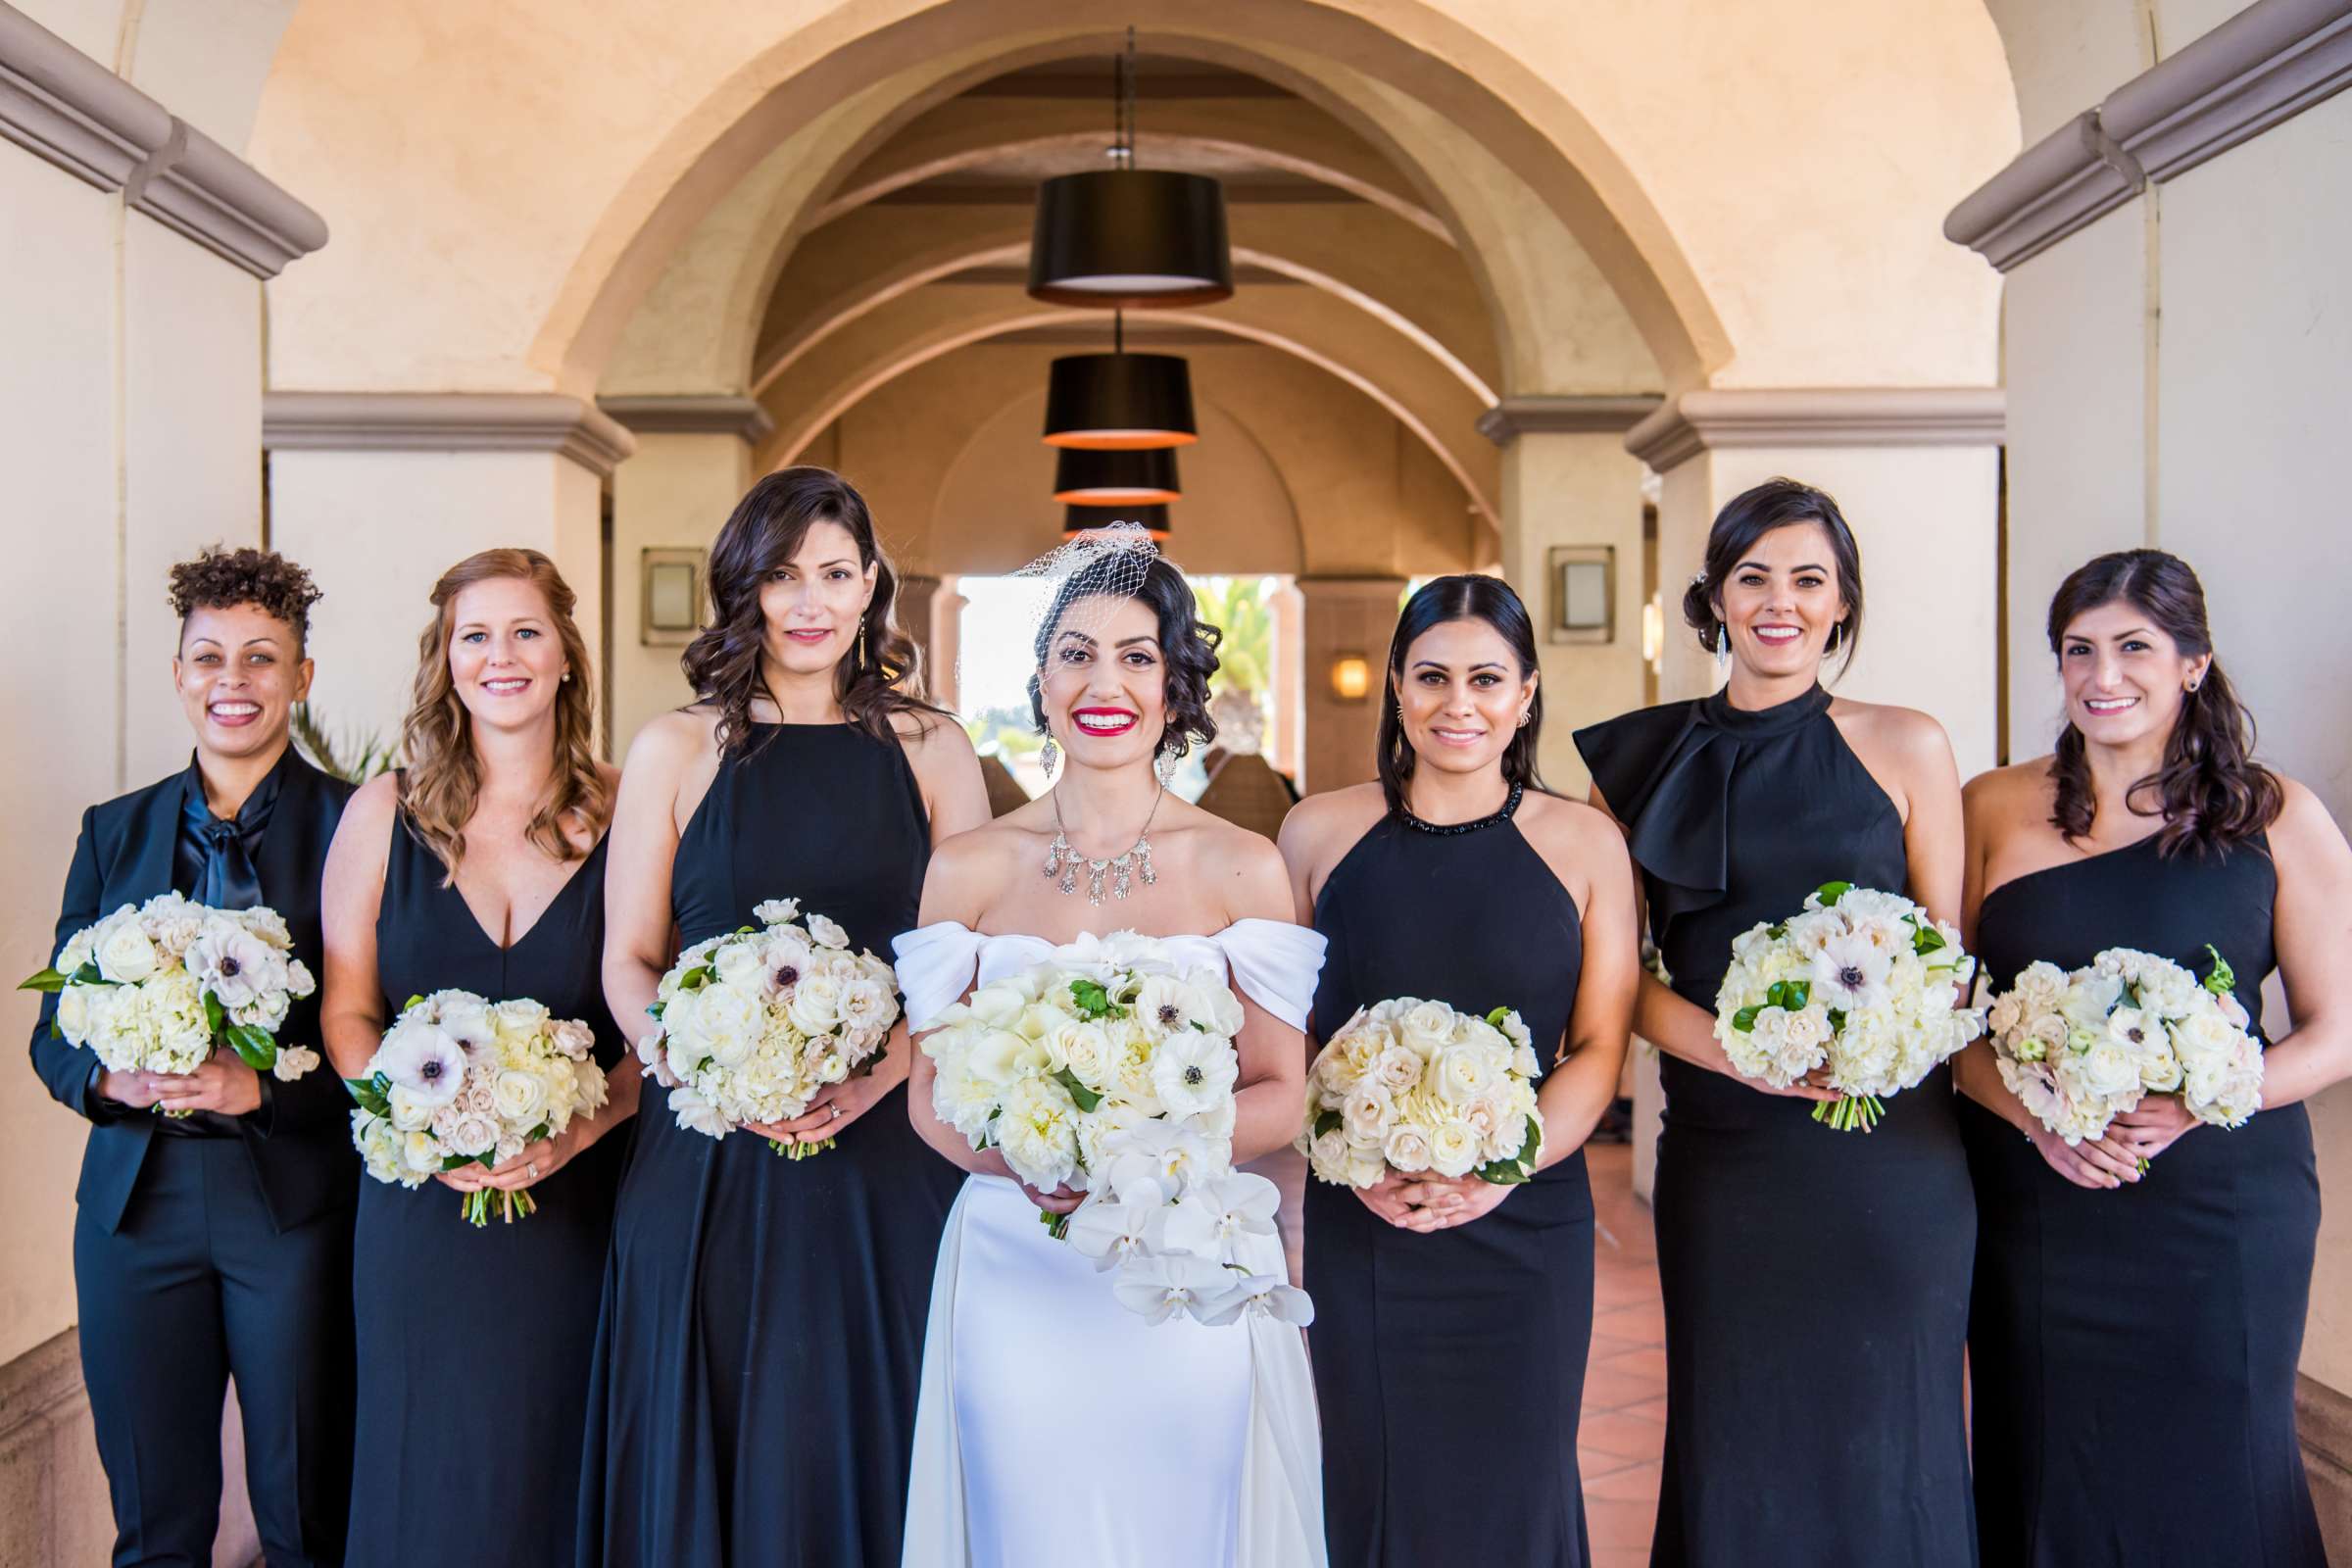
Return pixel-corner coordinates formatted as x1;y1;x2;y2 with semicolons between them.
400;549;611;881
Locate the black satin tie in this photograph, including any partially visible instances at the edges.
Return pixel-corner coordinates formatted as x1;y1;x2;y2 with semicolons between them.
196;814;264;909
177;755;282;911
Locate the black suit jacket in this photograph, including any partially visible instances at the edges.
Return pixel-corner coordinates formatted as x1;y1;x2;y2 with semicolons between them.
28;752;360;1234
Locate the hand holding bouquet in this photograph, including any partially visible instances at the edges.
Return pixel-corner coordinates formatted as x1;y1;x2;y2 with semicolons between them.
1985;944;2261;1152
919;931;1310;1329
348;990;608;1224
24;892;322;1106
637;898;901;1156
1715;881;1984;1131
1298;997;1544;1190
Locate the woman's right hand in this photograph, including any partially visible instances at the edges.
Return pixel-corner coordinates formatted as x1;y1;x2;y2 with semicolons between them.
2027;1122;2142;1190
1351;1167;1425;1228
97;1069;165;1109
1020;1179;1083;1216
1748;1062;1842;1103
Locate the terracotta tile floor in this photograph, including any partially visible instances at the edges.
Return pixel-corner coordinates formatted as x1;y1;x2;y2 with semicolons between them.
1264;1138;1665;1564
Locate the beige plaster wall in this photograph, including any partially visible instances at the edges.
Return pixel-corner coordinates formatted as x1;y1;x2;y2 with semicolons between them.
611;433;753;747
269;452;607;751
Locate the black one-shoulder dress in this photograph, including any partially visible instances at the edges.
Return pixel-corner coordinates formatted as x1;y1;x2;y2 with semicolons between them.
1963;830;2325;1567
1574;686;1975;1568
351;810;623;1568
1303;791;1594;1566
577;723;963;1567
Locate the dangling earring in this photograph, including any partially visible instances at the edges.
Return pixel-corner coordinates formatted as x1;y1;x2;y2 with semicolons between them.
855;624;867;669
1039;736;1059;775
1517;710;1531;728
1825;623;1843;656
1154;745;1180;789
1714;624;1732;673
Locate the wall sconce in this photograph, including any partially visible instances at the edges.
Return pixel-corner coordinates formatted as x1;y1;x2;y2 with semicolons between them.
1546;545;1615;645
641;547;706;646
1329;653;1371;703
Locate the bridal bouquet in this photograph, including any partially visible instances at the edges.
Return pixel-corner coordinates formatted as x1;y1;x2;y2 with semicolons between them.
347;991;609;1225
1298;998;1544;1189
637;898;900;1157
1715;881;1984;1132
919;932;1311;1328
1985;945;2262;1148
23;892;322;1098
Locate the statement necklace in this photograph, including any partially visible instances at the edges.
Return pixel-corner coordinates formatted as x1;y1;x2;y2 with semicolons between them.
1045;787;1164;905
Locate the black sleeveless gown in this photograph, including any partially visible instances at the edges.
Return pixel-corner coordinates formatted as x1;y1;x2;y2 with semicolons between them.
1574;686;1976;1567
577;723;963;1567
1303;794;1594;1566
351;811;624;1568
1962;830;2325;1567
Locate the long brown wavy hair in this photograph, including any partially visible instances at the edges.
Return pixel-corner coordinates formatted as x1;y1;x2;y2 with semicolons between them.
2045;549;2280;858
681;466;942;756
401;549;612;882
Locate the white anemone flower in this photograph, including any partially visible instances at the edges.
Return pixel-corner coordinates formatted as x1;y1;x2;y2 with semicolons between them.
374;1023;468;1108
1808;931;1895;1014
1150;1029;1238;1119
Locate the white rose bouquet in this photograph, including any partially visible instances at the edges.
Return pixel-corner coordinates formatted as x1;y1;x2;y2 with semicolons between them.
1715;881;1984;1132
347;990;609;1225
1297;997;1544;1189
636;898;901;1157
1986;944;2261;1152
24;892;322;1104
918;931;1310;1329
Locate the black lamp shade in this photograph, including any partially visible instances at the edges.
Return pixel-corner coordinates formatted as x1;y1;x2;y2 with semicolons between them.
1028;170;1233;308
1043;353;1197;449
1053;447;1180;506
1064;503;1170;540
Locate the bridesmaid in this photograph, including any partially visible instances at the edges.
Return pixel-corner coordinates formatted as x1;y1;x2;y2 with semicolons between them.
1281;575;1638;1567
577;467;990;1566
1955;549;2346;1567
319;549;622;1568
1572;478;1976;1567
29;547;355;1567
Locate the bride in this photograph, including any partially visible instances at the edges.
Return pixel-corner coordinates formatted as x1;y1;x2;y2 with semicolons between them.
893;533;1327;1567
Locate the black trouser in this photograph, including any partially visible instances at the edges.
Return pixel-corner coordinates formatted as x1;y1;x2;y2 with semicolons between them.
74;1135;353;1567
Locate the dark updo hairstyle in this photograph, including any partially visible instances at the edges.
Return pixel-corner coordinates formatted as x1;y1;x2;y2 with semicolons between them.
1681;477;1863;664
1027;554;1221;760
1376;574;1544;814
682;466;939;757
2045;549;2279;858
168;546;323;650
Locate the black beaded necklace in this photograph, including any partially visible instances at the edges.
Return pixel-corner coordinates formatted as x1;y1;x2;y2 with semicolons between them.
1397;781;1524;836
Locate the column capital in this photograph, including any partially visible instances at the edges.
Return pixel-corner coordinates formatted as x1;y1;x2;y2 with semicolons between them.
597;395;776;446
1625;387;2006;473
263;392;637;478
1476;395;1663;446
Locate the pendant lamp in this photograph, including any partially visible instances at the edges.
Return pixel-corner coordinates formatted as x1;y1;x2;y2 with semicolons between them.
1042;313;1197;449
1053;446;1180;506
1027;32;1232;309
1064;503;1171;539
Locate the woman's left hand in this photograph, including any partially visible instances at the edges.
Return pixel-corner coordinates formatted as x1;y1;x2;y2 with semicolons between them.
444;1120;589;1194
752;1047;909;1147
2109;1094;2199;1163
149;1049;263;1117
1393;1173;1516;1232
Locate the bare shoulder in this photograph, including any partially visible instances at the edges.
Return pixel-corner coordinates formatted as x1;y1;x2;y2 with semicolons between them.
338;770;402;840
2267;773;2346;859
1276;782;1386;867
924;808;1036;879
1835;696;1953;762
625;707;716;770
1962;757;2052;826
1513;790;1628;864
892;708;980;773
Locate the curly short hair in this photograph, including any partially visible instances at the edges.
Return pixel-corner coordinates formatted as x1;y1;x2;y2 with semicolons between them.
167;547;323;648
1027;555;1221;760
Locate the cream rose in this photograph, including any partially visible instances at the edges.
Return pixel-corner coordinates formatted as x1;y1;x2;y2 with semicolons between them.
95;920;159;984
493;1068;548;1122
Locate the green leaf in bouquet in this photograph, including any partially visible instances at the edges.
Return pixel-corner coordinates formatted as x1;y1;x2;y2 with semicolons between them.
1765;922;1788;940
344;1074;392;1117
439;1152;478;1172
528;1120;550;1142
404;995;425;1011
223;1024;276;1072
1784;980;1810;1008
1474;1116;1544;1184
1816;880;1854;905
2202;944;2237;997
679;966;713;991
1486;1005;1512;1028
1313;1109;1344;1139
1827;1007;1847;1033
1054;1065;1103;1113
1732;1005;1762;1033
1066;978;1117;1020
19;967;67;993
648;1001;666;1020
203;992;226;1037
1913;924;1948;956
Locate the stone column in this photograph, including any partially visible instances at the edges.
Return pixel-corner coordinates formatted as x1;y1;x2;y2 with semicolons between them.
264;395;634;755
1296;576;1406;796
1482;396;1661;794
599;396;768;752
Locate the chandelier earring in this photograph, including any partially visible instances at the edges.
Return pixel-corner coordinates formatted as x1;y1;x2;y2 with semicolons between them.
1039;734;1059;774
1714;623;1733;673
1154;744;1180;789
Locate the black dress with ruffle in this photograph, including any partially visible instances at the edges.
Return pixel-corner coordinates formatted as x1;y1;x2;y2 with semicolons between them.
1574;686;1975;1568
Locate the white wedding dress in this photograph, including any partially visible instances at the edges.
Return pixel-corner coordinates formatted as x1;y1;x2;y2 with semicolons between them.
892;918;1331;1568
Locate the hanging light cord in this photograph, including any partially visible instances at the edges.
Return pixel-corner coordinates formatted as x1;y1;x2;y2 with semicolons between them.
1112;25;1136;170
